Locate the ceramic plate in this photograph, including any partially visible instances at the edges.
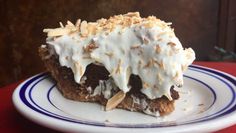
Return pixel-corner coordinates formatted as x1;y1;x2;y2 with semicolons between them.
12;65;236;133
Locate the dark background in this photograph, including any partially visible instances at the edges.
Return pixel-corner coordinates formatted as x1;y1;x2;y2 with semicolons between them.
0;0;235;87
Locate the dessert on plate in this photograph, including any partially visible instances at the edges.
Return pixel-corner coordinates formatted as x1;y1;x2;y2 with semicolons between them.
39;12;195;116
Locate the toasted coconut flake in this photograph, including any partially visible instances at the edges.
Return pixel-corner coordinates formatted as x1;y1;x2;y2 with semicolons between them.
44;12;176;39
87;23;97;35
158;60;165;70
115;59;121;74
152;59;159;66
143;22;154;28
82;56;91;59
167;42;176;47
43;28;71;37
130;44;140;49
173;71;179;80
138;60;143;69
59;22;64;28
75;19;81;27
138;48;144;55
67;21;75;27
181;64;187;71
166;22;172;25
43;29;51;32
143;82;150;88
198;103;204;106
75;62;83;75
83;43;98;52
97;18;107;26
156;32;166;38
132;17;142;24
143;38;149;45
105;52;113;57
80;21;88;36
124;12;140;17
155;45;161;53
157;73;163;83
106;91;126;111
79;65;83;75
143;61;151;68
144;59;154;68
153;59;164;69
126;66;132;82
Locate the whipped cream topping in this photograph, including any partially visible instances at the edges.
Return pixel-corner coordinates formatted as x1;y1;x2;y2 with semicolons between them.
44;12;195;100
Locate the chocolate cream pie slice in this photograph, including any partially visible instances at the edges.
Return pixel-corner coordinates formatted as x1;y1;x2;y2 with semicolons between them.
39;12;195;116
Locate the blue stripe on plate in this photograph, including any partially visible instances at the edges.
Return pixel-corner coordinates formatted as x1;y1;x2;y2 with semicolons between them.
189;66;236;118
18;65;236;128
28;77;80;121
190;65;236;119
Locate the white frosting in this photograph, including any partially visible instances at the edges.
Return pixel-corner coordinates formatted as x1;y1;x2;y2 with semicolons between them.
131;94;141;105
92;78;118;99
143;107;160;117
44;12;195;100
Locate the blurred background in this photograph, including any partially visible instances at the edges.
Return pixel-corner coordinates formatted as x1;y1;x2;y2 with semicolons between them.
0;0;235;87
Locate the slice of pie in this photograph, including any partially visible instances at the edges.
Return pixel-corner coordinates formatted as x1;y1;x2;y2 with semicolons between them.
39;12;195;116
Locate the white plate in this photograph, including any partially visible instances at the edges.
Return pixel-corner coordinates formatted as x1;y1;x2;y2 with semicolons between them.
12;65;236;133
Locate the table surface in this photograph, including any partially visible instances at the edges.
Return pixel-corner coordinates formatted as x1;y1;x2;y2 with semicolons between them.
1;61;235;133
